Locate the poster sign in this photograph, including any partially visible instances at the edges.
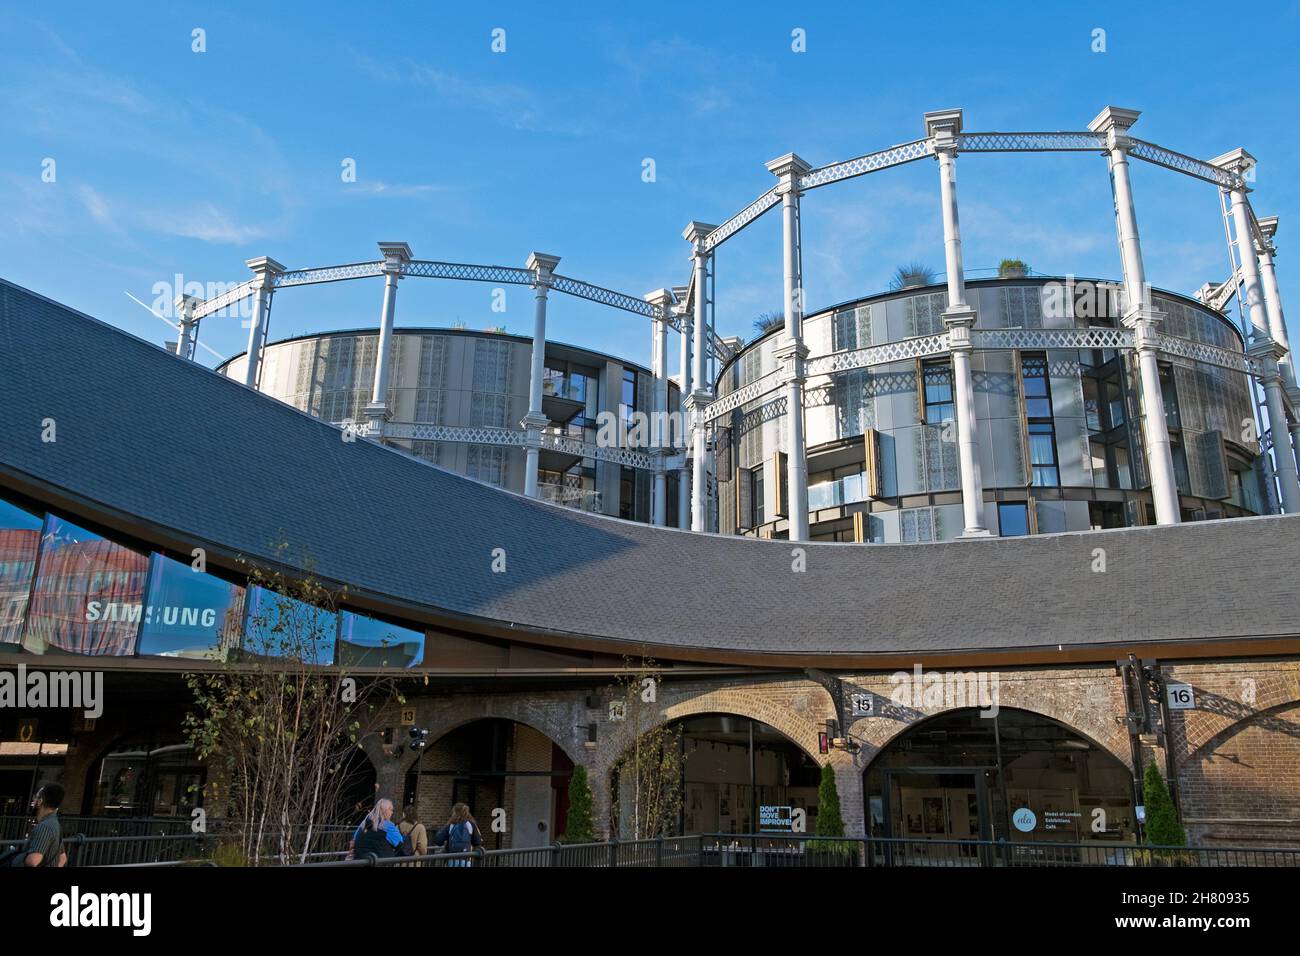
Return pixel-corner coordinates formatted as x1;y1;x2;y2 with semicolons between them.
759;805;794;832
1166;683;1195;710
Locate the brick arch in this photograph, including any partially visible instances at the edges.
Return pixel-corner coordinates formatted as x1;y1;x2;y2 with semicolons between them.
593;680;830;779
848;684;1131;771
853;704;1133;774
414;697;585;768
1182;698;1300;768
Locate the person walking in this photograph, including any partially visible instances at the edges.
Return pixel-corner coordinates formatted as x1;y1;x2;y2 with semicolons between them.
352;798;404;860
397;805;428;856
20;783;66;867
433;803;483;867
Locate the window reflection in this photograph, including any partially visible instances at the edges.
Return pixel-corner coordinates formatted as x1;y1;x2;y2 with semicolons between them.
0;497;42;646
136;554;246;660
338;610;424;668
23;514;149;656
242;586;337;665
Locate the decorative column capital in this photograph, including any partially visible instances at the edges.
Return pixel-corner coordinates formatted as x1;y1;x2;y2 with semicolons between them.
765;152;812;194
682;221;716;254
1247;336;1285;380
526;252;560;291
1088;106;1141;151
1254;215;1280;257
685;390;713;412
943;308;978;349
245;255;286;289
1210;149;1256;195
924;108;964;153
773;336;809;383
363;403;391;429
1124;310;1166;350
377;241;413;277
645;288;675;323
520;411;550;442
174;292;201;320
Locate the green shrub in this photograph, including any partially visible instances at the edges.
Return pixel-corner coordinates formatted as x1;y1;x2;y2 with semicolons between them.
562;765;594;844
1143;761;1186;847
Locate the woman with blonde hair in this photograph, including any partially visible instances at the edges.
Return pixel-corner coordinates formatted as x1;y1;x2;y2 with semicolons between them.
353;797;405;859
433;803;483;866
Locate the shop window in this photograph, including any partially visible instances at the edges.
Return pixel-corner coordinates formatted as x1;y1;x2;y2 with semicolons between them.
22;514;149;656
91;733;204;818
136;554;247;660
0;495;43;646
337;611;424;668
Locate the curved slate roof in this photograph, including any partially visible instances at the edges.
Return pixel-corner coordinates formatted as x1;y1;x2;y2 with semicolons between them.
1;278;1297;666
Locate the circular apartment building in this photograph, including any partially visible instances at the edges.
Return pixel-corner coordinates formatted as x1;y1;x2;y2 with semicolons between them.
715;276;1265;542
217;328;680;524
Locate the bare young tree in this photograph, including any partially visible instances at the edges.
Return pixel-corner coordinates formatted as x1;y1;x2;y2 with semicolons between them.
184;549;401;865
610;658;682;840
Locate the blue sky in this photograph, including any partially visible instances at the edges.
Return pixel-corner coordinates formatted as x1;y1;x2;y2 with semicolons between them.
3;2;1299;370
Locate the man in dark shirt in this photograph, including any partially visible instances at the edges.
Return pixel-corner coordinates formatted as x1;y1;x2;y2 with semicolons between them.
24;783;66;867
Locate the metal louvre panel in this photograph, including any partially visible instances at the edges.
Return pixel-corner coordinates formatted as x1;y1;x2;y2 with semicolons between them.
906;292;947;337
1187;429;1229;500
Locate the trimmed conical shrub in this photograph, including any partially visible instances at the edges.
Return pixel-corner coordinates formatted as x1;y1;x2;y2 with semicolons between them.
1143;761;1186;846
815;764;845;837
562;765;594;844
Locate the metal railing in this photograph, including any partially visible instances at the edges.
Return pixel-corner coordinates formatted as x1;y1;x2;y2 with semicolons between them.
8;828;1297;867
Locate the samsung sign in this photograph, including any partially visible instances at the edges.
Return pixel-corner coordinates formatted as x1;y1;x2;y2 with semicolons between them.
86;602;219;629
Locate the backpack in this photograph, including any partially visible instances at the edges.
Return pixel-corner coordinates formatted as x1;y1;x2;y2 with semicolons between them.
399;822;420;856
446;822;472;853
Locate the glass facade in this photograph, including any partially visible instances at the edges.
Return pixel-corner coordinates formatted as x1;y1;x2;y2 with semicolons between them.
0;489;425;670
23;514;149;656
243;586;337;665
0;496;42;646
136;554;246;660
337;610;424;668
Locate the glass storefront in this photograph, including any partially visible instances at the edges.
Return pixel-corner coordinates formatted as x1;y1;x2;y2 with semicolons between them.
91;733;204;817
0;496;42;647
675;715;821;836
864;708;1136;846
22;514;149;656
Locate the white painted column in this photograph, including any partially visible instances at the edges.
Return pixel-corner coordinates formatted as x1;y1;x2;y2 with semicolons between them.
242;256;286;390
677;296;693;529
764;153;813;541
925;110;988;536
1251;351;1300;512
1209;155;1300;513
1089;107;1180;525
522;252;560;499
646;289;674;526
173;293;199;360
1253;217;1300;473
683;222;716;532
366;242;412;435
